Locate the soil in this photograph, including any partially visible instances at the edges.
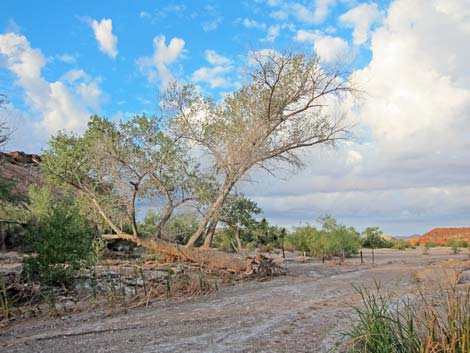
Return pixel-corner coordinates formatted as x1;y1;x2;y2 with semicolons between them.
1;248;469;353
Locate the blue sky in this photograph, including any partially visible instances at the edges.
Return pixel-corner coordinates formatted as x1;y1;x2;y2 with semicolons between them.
0;0;384;120
1;0;469;236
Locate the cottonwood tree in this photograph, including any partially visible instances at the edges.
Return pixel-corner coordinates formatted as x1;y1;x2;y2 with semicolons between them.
166;50;353;247
43;115;200;240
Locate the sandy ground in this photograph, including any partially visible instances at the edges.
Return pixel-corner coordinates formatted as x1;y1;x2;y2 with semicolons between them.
1;248;469;353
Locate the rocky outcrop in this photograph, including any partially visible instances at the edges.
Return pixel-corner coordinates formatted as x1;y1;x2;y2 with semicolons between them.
1;151;41;165
411;227;470;245
0;151;43;195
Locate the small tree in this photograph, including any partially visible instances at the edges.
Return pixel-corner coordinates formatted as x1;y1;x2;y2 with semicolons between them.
215;193;261;251
362;227;387;263
43;115;201;239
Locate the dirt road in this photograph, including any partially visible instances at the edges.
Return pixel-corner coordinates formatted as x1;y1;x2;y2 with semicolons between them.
1;248;467;353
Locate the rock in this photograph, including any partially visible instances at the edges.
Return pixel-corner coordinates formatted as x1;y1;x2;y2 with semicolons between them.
458;269;470;284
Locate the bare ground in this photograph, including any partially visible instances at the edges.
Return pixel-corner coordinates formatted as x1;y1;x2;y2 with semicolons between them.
1;248;469;353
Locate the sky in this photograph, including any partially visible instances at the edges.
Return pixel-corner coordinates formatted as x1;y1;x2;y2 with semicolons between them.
0;0;469;236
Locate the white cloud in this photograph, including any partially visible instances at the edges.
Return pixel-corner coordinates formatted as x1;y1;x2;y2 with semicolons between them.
266;0;337;24
202;17;223;31
61;69;90;83
56;53;76;64
192;66;232;89
244;0;470;235
191;50;234;89
205;50;231;66
137;35;185;88
241;18;266;30
313;35;349;62
264;25;281;42
311;0;337;23
339;3;383;45
269;10;288;20
0;33;103;142
294;30;350;62
90;18;118;58
294;29;316;42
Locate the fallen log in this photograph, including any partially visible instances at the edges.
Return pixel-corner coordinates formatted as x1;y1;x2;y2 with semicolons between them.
102;234;284;276
102;234;247;272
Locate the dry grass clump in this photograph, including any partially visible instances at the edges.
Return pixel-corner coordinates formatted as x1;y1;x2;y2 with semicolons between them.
342;274;470;353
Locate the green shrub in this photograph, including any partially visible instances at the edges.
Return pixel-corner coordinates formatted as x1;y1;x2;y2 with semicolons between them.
213;228;237;253
425;241;439;248
391;240;411;250
22;186;96;287
287;226;315;255
446;239;469;253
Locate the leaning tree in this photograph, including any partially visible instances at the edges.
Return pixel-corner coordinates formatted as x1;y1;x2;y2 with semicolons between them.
44;50;354;272
166;50;354;248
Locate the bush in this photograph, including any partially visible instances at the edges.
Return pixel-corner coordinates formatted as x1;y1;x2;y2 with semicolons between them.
425;241;439;248
213;228;238;253
287;226;315;255
22;186;96;287
446;239;468;253
391;240;411;250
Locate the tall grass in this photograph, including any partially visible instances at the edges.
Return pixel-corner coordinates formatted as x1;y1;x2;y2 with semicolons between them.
343;281;470;353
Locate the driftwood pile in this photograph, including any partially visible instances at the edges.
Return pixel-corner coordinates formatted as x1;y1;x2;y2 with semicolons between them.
245;253;285;277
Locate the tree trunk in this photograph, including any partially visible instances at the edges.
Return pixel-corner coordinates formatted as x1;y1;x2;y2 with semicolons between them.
103;233;248;272
203;219;218;248
187;179;234;247
155;205;175;238
234;226;242;253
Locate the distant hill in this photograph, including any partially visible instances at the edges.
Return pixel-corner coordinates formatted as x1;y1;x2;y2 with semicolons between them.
410;228;470;245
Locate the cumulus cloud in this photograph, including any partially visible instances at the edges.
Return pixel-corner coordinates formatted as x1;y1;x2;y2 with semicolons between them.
137;35;185;89
0;33;103;143
90;18;118;58
294;30;350;62
339;3;383;45
243;0;470;235
191;50;234;89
